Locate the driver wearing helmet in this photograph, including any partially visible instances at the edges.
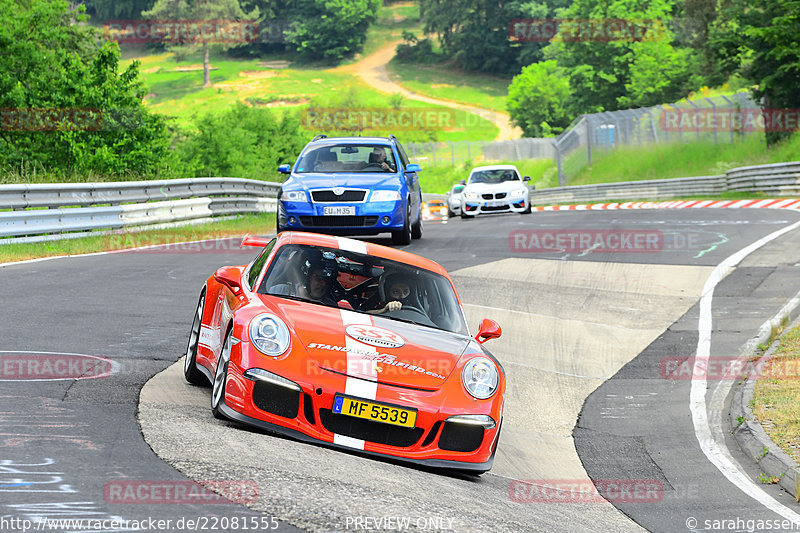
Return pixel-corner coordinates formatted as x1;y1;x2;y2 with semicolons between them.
297;249;338;306
368;273;412;315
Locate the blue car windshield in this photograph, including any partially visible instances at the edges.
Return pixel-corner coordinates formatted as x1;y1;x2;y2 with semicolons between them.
295;144;397;173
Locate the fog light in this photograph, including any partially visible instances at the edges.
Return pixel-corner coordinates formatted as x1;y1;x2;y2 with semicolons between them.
381;216;391;225
288;217;297;225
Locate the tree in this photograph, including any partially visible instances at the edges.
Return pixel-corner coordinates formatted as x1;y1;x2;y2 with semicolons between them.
710;0;800;145
142;0;258;87
420;0;569;76
284;0;380;61
176;104;306;178
542;0;702;113
0;0;178;176
506;60;571;136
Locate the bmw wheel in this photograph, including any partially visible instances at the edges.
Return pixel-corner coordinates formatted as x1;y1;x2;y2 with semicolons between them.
211;328;232;420
184;292;208;386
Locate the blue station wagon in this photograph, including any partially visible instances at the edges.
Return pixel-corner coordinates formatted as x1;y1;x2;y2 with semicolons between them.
276;135;423;245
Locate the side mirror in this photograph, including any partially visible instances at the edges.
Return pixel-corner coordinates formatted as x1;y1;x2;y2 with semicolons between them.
405;164;421;173
214;266;243;293
278;164;291;174
475;318;502;344
523;175;531;181
458;179;466;185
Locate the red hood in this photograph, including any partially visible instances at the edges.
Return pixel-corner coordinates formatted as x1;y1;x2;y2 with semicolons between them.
260;295;469;389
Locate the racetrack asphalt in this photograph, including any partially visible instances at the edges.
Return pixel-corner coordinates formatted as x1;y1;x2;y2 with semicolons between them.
2;207;799;532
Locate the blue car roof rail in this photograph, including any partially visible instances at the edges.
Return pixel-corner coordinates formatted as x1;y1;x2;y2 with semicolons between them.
311;134;327;142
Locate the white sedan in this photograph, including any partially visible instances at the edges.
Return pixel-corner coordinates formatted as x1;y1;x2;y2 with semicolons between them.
460;165;532;218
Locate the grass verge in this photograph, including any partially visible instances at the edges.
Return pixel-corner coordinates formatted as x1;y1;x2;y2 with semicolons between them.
753;323;800;464
561;134;800;188
0;214;274;263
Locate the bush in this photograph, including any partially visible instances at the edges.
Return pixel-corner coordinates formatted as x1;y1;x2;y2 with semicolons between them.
395;31;441;64
176;104;307;180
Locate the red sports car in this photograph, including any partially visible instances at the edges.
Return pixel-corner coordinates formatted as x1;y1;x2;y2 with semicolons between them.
184;231;505;473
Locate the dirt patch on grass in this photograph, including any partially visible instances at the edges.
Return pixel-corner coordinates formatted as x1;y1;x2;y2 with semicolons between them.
170;65;218;72
240;70;279;79
257;60;292;69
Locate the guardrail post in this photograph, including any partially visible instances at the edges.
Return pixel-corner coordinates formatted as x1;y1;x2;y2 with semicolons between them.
430;142;436;165
687;100;701;141
554;139;565;187
449;142;455;166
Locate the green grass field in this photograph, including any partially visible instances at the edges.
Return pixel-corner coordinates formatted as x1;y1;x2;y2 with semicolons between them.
387;60;511;113
560;134;800;188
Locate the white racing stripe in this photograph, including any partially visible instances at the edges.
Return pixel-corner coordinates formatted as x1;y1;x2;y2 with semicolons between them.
333;309;378;450
337;237;368;255
691;218;800;524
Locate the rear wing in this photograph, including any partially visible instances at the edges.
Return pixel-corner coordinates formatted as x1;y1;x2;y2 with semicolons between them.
240;234;272;248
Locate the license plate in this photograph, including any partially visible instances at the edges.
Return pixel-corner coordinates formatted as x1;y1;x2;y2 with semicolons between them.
332;395;417;428
324;206;355;216
484;200;506;207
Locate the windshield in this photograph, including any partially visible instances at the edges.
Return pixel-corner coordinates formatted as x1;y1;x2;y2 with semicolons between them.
295;144;397;173
469;169;520;184
258;244;468;335
451;185;465;194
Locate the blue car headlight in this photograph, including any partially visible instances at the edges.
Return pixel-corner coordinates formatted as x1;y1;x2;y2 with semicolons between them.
370;190;402;202
462;357;499;399
281;190;308;202
248;313;291;356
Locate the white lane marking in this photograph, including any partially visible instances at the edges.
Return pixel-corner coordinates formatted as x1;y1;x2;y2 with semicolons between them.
335;309;378;451
692;218;800;523
336;237;367;254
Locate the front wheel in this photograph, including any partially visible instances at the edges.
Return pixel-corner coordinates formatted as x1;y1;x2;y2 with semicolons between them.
392;203;412;245
211;328;232;420
411;212;423;240
184;293;208;386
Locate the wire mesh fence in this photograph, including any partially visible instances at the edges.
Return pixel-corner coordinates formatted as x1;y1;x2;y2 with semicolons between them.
406;92;761;185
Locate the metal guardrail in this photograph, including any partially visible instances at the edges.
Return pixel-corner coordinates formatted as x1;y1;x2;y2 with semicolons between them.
529;161;800;205
0;178;280;240
2;163;798;241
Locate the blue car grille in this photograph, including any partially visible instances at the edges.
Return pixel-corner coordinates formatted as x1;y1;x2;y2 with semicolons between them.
299;216;378;227
311;190;367;202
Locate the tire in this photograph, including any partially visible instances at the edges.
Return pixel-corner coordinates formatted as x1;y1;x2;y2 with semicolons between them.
411;209;423;240
184;293;209;386
211;327;233;420
522;198;532;214
460;211;473;219
447;208;455;218
275;209;284;234
392;202;412;245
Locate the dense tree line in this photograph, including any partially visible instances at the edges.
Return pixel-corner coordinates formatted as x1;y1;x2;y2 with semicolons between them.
0;0;305;179
414;0;799;144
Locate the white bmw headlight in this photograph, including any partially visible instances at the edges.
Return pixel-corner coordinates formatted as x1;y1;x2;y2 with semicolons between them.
249;313;290;356
281;190;308;202
462;357;499;399
510;188;527;197
463;191;479;200
370;190;401;202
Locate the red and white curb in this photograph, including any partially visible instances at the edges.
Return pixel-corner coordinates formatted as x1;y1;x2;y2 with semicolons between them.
533;198;800;212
